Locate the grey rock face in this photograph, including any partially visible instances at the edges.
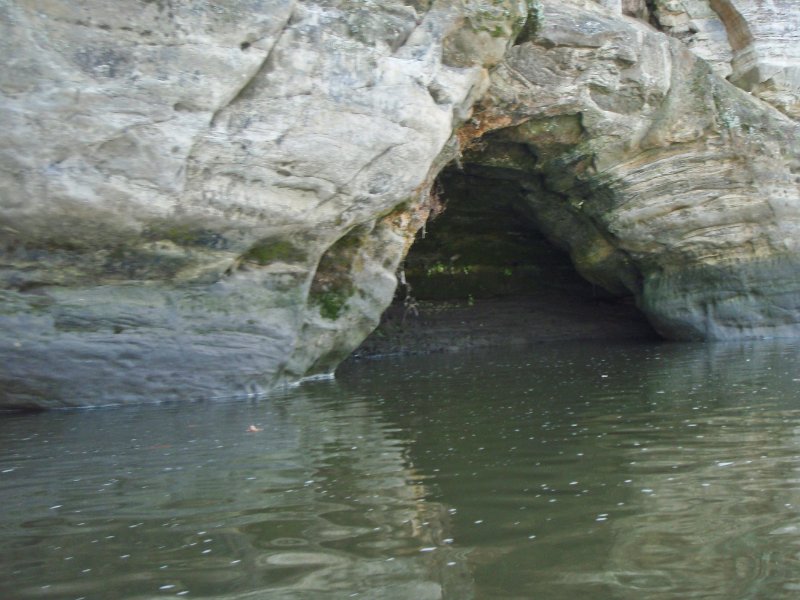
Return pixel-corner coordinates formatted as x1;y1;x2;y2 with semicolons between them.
474;0;800;340
649;0;800;119
0;0;526;407
1;0;799;407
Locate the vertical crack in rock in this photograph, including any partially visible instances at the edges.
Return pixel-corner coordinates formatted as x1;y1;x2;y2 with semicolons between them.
208;2;296;128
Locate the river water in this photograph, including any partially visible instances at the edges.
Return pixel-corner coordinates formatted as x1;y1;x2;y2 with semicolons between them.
2;340;800;599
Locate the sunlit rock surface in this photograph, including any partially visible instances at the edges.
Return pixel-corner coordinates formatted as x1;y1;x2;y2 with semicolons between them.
1;0;799;407
650;0;800;119
0;0;526;407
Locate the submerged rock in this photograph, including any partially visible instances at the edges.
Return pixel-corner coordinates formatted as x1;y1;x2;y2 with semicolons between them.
0;0;798;407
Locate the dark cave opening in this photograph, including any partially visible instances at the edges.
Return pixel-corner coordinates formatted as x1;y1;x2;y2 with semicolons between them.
354;161;659;358
403;167;602;303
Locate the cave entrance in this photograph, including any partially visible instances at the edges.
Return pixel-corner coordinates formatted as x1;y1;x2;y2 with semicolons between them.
356;158;658;357
405;167;592;304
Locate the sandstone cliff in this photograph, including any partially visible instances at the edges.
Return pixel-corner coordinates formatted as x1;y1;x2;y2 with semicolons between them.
1;0;798;407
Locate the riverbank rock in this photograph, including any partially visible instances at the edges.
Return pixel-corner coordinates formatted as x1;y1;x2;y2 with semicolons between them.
465;0;800;340
1;0;799;407
0;0;526;407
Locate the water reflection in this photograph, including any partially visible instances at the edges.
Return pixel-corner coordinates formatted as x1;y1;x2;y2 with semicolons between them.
2;340;800;598
599;343;800;600
0;391;469;599
338;340;800;599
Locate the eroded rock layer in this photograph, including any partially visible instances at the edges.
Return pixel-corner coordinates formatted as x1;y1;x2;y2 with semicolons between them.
1;0;799;407
470;0;800;340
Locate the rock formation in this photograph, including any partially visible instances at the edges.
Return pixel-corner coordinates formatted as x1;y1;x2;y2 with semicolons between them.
1;0;798;407
460;0;800;340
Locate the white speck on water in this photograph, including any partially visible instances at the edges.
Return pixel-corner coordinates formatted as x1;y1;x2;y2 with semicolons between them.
2;468;16;473
569;481;579;485
420;547;436;552
474;520;484;524
716;461;734;467
201;549;212;554
230;560;241;565
159;585;176;591
447;561;457;566
641;488;654;494
701;483;711;487
120;555;131;559
49;505;62;510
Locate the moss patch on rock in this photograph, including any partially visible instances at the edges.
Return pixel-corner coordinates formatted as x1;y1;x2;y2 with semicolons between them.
243;239;306;265
308;228;367;320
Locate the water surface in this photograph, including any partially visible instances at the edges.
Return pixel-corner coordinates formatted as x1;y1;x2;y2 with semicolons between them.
2;340;800;599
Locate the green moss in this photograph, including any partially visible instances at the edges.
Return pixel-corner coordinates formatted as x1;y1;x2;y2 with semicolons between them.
308;227;367;320
160;226;200;245
145;223;227;250
243;239;305;265
315;289;351;320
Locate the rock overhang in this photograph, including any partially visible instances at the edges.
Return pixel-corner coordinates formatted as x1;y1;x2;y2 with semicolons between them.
1;0;799;408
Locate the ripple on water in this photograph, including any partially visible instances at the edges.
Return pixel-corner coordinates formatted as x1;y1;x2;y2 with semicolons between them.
3;341;800;598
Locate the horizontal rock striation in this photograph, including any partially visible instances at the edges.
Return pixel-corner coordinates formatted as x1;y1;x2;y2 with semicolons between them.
468;0;800;340
1;0;799;407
